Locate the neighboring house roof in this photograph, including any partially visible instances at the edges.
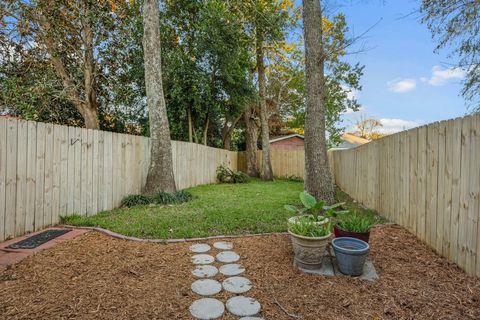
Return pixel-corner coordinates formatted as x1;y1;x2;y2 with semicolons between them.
338;133;369;149
268;132;368;149
269;134;304;143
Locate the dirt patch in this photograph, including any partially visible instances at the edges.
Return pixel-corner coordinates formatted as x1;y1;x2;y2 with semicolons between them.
1;225;479;319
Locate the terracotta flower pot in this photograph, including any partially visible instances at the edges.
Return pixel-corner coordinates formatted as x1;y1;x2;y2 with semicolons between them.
334;225;370;243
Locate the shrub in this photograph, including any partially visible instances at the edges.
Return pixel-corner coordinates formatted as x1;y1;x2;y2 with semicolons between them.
216;164;250;183
121;190;193;208
153;190;193;204
279;175;304;182
121;194;152;207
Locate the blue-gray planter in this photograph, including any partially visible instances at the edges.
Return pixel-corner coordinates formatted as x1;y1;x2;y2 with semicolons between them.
331;237;369;276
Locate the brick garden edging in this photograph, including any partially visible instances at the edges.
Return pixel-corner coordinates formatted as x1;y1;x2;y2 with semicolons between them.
61;225;288;244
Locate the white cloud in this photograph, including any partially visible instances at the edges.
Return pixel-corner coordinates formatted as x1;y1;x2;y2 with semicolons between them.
421;66;466;86
387;78;417;93
378;118;423;134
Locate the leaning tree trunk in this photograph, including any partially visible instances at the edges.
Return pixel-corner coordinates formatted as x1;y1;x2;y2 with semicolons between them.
256;36;273;181
143;0;176;193
244;106;260;177
302;0;335;203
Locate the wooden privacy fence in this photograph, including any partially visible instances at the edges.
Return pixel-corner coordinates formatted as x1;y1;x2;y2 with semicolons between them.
330;114;480;277
237;149;305;178
0;117;237;242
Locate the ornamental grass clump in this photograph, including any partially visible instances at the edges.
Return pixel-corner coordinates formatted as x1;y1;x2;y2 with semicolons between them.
337;213;377;233
121;190;193;208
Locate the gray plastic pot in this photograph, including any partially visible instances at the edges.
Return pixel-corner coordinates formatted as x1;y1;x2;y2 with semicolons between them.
331;237;369;276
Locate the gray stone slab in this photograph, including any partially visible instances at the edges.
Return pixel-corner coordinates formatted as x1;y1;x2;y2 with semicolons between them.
190;244;211;253
213;241;233;250
192;254;215;265
296;249;378;281
219;263;245;276
226;296;261;317
192;265;219;278
191;279;222;296
190;298;225;319
216;251;240;263
222;276;252;294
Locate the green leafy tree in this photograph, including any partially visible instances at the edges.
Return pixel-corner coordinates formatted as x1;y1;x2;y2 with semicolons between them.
421;0;480;111
280;14;364;147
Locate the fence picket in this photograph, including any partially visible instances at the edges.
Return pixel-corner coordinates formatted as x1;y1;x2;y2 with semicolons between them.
25;121;37;233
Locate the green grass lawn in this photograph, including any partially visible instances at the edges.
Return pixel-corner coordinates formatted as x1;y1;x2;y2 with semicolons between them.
63;179;381;239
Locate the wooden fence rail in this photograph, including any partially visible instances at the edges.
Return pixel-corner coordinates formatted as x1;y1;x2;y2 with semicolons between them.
330;114;480;277
237;149;305;178
0;118;237;242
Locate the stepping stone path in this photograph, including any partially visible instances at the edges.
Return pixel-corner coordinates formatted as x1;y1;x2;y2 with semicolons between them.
219;264;245;276
226;296;261;317
192;265;219;278
213;241;234;250
222;277;252;294
188;241;262;319
190;298;225;320
192;279;222;296
190;244;211;253
216;251;240;263
192;254;215;265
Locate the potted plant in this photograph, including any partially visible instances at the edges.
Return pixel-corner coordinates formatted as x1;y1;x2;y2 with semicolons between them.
334;213;376;243
285;192;347;270
331;237;370;276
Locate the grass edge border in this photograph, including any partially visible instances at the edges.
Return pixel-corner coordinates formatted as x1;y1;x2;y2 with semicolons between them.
61;224;289;244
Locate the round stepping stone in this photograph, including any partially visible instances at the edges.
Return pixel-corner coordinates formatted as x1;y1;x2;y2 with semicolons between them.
226;296;261;317
240;318;264;320
222;276;252;294
190;298;225;319
192;254;215;265
219;263;245;276
190;244;211;253
213;241;233;250
192;265;219;278
216;251;240;263
191;279;222;296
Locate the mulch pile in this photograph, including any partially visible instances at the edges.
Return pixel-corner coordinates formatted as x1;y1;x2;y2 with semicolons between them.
1;224;479;319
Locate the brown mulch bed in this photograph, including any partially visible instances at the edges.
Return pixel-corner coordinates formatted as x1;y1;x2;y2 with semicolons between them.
0;224;479;320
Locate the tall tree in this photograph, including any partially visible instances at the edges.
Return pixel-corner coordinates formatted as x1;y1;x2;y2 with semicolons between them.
0;0;140;130
302;0;335;203
245;0;294;180
256;32;274;180
244;103;261;176
421;0;480;111
143;0;176;193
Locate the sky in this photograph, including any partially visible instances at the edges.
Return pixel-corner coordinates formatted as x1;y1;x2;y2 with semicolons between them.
296;0;469;134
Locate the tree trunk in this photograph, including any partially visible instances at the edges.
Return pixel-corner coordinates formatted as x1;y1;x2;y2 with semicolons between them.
188;107;193;143
82;106;99;129
203;114;209;145
244;106;260;177
82;6;99;130
256;35;273;181
221;114;242;150
143;0;176;193
302;0;335;203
